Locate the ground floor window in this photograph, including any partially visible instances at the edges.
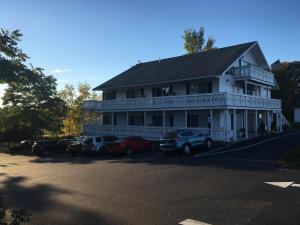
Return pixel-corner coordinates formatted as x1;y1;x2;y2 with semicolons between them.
129;115;144;126
169;114;174;127
152;115;163;126
187;113;209;128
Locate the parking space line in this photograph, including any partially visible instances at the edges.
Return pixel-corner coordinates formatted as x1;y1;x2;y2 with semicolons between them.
194;132;300;158
179;219;212;225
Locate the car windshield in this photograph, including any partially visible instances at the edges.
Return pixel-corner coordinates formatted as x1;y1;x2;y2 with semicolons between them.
83;137;93;144
163;132;178;139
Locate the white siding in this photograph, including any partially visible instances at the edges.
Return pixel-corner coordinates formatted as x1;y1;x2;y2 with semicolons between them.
295;108;300;122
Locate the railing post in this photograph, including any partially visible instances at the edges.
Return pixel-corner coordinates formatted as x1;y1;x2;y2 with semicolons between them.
245;109;248;139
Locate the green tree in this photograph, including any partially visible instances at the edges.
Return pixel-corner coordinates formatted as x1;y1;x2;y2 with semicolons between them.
59;82;98;136
0;28;66;142
272;61;300;121
182;27;216;54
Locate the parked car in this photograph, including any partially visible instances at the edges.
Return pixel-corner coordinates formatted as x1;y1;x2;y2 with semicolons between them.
32;140;66;156
110;136;157;156
66;137;84;156
19;140;34;151
160;129;213;155
81;135;118;156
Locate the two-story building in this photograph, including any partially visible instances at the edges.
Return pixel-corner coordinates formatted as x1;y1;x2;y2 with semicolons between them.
82;41;283;141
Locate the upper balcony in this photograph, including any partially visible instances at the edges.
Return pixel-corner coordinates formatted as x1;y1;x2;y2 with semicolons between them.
233;65;276;86
83;92;281;111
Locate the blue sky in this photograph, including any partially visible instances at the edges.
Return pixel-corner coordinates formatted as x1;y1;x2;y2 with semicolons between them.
0;0;300;102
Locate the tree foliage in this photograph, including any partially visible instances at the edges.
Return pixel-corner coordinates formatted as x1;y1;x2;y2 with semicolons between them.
272;61;300;121
182;27;216;54
59;82;98;136
0;28;66;143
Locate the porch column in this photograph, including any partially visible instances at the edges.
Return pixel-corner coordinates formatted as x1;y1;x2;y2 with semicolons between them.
266;110;270;132
126;111;129;134
112;112;114;135
244;80;248;94
210;109;213;138
245;109;248;139
185;110;187;128
280;111;283;132
255;110;258;136
224;109;229;141
144;111;146;137
233;109;237;141
163;110;166;135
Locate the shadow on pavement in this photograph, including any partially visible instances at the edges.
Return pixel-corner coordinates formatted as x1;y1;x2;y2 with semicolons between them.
0;174;122;225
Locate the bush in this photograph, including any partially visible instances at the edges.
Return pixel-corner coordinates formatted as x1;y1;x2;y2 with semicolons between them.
0;198;31;225
282;146;300;168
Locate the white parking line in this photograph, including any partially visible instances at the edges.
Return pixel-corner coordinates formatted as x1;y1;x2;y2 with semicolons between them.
179;219;212;225
291;183;300;188
194;132;300;158
264;181;295;188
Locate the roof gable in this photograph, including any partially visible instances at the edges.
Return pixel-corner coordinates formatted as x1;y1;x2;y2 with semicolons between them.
94;41;257;90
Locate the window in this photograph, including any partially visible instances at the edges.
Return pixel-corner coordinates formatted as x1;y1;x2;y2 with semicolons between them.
152;86;174;97
187;113;209;128
126;88;145;99
95;137;102;142
169;114;174;127
129;115;144;126
187;115;199;127
113;114;117;125
152;115;163;126
186;82;212;94
103;115;111;125
103;90;116;100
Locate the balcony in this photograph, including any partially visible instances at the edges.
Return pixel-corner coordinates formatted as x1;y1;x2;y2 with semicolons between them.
83;92;281;111
233;65;275;86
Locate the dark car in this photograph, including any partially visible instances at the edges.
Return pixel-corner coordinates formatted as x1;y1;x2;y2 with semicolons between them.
110;136;157;156
32;140;66;156
160;129;213;155
66;137;84;156
19;140;34;151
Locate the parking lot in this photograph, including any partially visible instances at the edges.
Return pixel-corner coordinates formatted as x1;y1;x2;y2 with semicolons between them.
0;132;300;225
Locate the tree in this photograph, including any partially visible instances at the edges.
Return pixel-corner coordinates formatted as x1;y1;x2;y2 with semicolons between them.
182;27;216;54
0;28;67;142
59;82;98;136
272;61;300;121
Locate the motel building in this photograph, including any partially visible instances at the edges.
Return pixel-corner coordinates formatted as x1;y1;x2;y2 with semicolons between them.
82;42;283;142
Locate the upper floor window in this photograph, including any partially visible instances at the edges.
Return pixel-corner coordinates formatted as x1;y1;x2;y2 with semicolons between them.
126;88;145;99
152;86;174;97
103;90;116;100
186;82;212;95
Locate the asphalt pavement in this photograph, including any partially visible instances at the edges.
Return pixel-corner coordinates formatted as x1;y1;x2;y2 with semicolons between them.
0;132;300;225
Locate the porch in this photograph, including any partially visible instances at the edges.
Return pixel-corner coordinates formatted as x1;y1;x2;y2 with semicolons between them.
83;109;283;141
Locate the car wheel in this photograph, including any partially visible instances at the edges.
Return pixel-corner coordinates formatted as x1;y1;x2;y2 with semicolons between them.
183;144;191;155
205;139;212;150
125;148;132;156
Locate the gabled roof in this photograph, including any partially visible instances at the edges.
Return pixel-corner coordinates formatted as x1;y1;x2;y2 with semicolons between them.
94;41;257;90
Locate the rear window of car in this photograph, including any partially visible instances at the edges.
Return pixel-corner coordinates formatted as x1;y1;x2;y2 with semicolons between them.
163;132;178;139
95;137;102;142
83;137;93;144
181;130;194;136
103;136;117;142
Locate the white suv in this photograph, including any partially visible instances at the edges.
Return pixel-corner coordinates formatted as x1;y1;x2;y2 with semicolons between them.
81;135;118;155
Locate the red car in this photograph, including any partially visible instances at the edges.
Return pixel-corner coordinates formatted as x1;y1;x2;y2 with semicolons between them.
111;136;157;156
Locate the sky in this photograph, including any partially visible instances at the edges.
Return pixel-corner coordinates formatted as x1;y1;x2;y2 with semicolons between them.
0;0;300;105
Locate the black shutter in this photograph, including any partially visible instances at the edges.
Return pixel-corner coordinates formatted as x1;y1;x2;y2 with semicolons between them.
208;81;212;93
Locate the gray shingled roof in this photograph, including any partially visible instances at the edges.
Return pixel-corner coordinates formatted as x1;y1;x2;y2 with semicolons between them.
94;41;257;90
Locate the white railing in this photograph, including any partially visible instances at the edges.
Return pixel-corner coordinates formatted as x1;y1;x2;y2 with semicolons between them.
83;92;281;111
83;124;225;140
83;92;227;111
233;65;275;85
227;93;281;109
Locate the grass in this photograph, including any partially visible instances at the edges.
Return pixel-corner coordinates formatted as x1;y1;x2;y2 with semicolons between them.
281;145;300;169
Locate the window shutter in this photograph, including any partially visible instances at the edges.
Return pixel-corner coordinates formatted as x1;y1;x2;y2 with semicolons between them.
186;84;190;95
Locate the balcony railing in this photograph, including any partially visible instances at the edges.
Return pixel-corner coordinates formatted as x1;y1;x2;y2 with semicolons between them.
83;124;225;140
83;92;281;111
233;65;275;86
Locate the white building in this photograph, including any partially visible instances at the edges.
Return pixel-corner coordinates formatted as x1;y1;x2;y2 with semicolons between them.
295;108;300;122
82;42;283;141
